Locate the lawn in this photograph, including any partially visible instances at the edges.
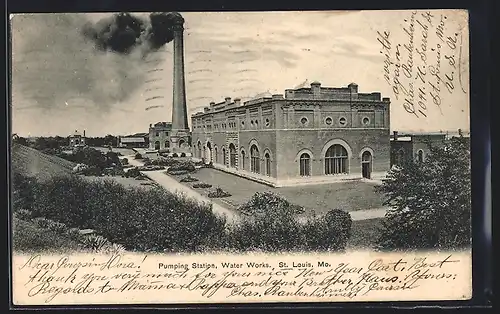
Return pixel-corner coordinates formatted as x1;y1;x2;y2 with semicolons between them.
173;168;386;215
347;218;384;250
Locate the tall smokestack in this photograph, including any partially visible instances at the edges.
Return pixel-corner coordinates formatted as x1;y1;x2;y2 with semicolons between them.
169;12;190;154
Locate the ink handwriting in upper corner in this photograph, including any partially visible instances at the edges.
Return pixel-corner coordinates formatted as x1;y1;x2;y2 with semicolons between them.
457;32;467;94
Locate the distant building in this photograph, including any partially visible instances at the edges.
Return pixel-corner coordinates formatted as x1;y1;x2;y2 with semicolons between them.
119;133;149;148
390;131;446;166
191;82;391;187
149;122;172;151
69;130;86;147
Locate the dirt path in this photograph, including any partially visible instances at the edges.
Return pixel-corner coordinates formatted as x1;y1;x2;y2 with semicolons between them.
125;155;389;222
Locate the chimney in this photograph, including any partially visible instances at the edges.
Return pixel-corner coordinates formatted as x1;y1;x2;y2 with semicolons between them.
393;131;398;141
234;98;241;106
83;130;86;137
170;12;190;143
225;97;231;105
272;94;284;100
311;81;321;95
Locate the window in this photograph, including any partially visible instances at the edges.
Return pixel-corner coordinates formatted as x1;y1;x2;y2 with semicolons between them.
325;144;348;174
417;150;424;162
197;141;202;158
265;118;270;127
362;117;370;126
250;145;260;174
222;147;227;166
251;120;254;127
155;132;159;137
361;151;372;179
214;147;218;163
299;153;311;176
325;117;333;126
241;150;246;169
300;117;308;125
339;117;347;126
154;141;160;150
165;140;170;148
229;144;237;168
241;120;245;128
264;153;271;176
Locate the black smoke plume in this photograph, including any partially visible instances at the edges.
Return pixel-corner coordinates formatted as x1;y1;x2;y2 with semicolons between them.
82;12;179;56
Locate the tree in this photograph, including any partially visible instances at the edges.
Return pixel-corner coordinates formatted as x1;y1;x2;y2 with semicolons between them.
375;135;471;250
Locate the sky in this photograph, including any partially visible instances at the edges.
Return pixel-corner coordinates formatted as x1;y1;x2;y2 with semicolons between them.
10;10;470;137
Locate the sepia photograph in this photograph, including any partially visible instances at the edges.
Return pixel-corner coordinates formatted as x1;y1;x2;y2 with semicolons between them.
9;9;473;305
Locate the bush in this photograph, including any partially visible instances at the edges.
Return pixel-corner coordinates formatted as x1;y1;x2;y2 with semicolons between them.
167;170;189;176
124;167;141;178
134;153;143;159
145;157;179;167
21;171;227;253
180;175;199;182
15;208;33;220
81;234;110;251
208;187;232;198
167;161;196;173
12;218;82;253
193;183;212;189
228;193;350;252
121;158;129;165
137;165;165;171
301;209;352;251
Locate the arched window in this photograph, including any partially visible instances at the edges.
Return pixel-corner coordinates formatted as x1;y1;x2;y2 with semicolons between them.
229;143;237;168
214;147;218;163
197;141;202;158
299;153;311;176
222;147;227;166
325;144;348;174
250;145;260;174
154;141;160;150
165;140;170;148
417;150;424;163
264;152;271;176
179;139;185;148
240;150;246;170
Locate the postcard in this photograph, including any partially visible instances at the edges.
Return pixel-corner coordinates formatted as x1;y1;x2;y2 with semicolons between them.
10;9;472;305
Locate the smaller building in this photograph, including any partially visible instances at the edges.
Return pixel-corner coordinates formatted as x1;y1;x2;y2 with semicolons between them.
69;130;86;147
390;131;446;167
119;133;149;148
149;122;172;151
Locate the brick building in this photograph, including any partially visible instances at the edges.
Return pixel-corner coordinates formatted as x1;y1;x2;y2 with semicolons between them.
149;122;172;151
390;132;447;167
191;82;391;187
69;130;86;147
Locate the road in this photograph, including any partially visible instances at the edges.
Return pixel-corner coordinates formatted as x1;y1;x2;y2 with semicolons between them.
124;155;389;223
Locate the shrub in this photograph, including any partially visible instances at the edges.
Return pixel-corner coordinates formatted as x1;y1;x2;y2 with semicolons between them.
46;220;69;234
32;217;52;229
15;208;32;220
301;209;352;251
145;157;179;167
193;183;212;189
12;172;37;212
12;217;82;253
237;191;305;216
208;187;232;198
134;153;143;159
138;165;165;171
167;161;196;173
180;175;199;182
124;167;141;178
81;234;110;251
228;193;350;252
167;170;189;176
121;158;129;165
22;171;227;253
172;153;179;158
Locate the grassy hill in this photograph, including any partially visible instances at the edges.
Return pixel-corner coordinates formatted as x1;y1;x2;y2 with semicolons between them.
11;144;76;180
